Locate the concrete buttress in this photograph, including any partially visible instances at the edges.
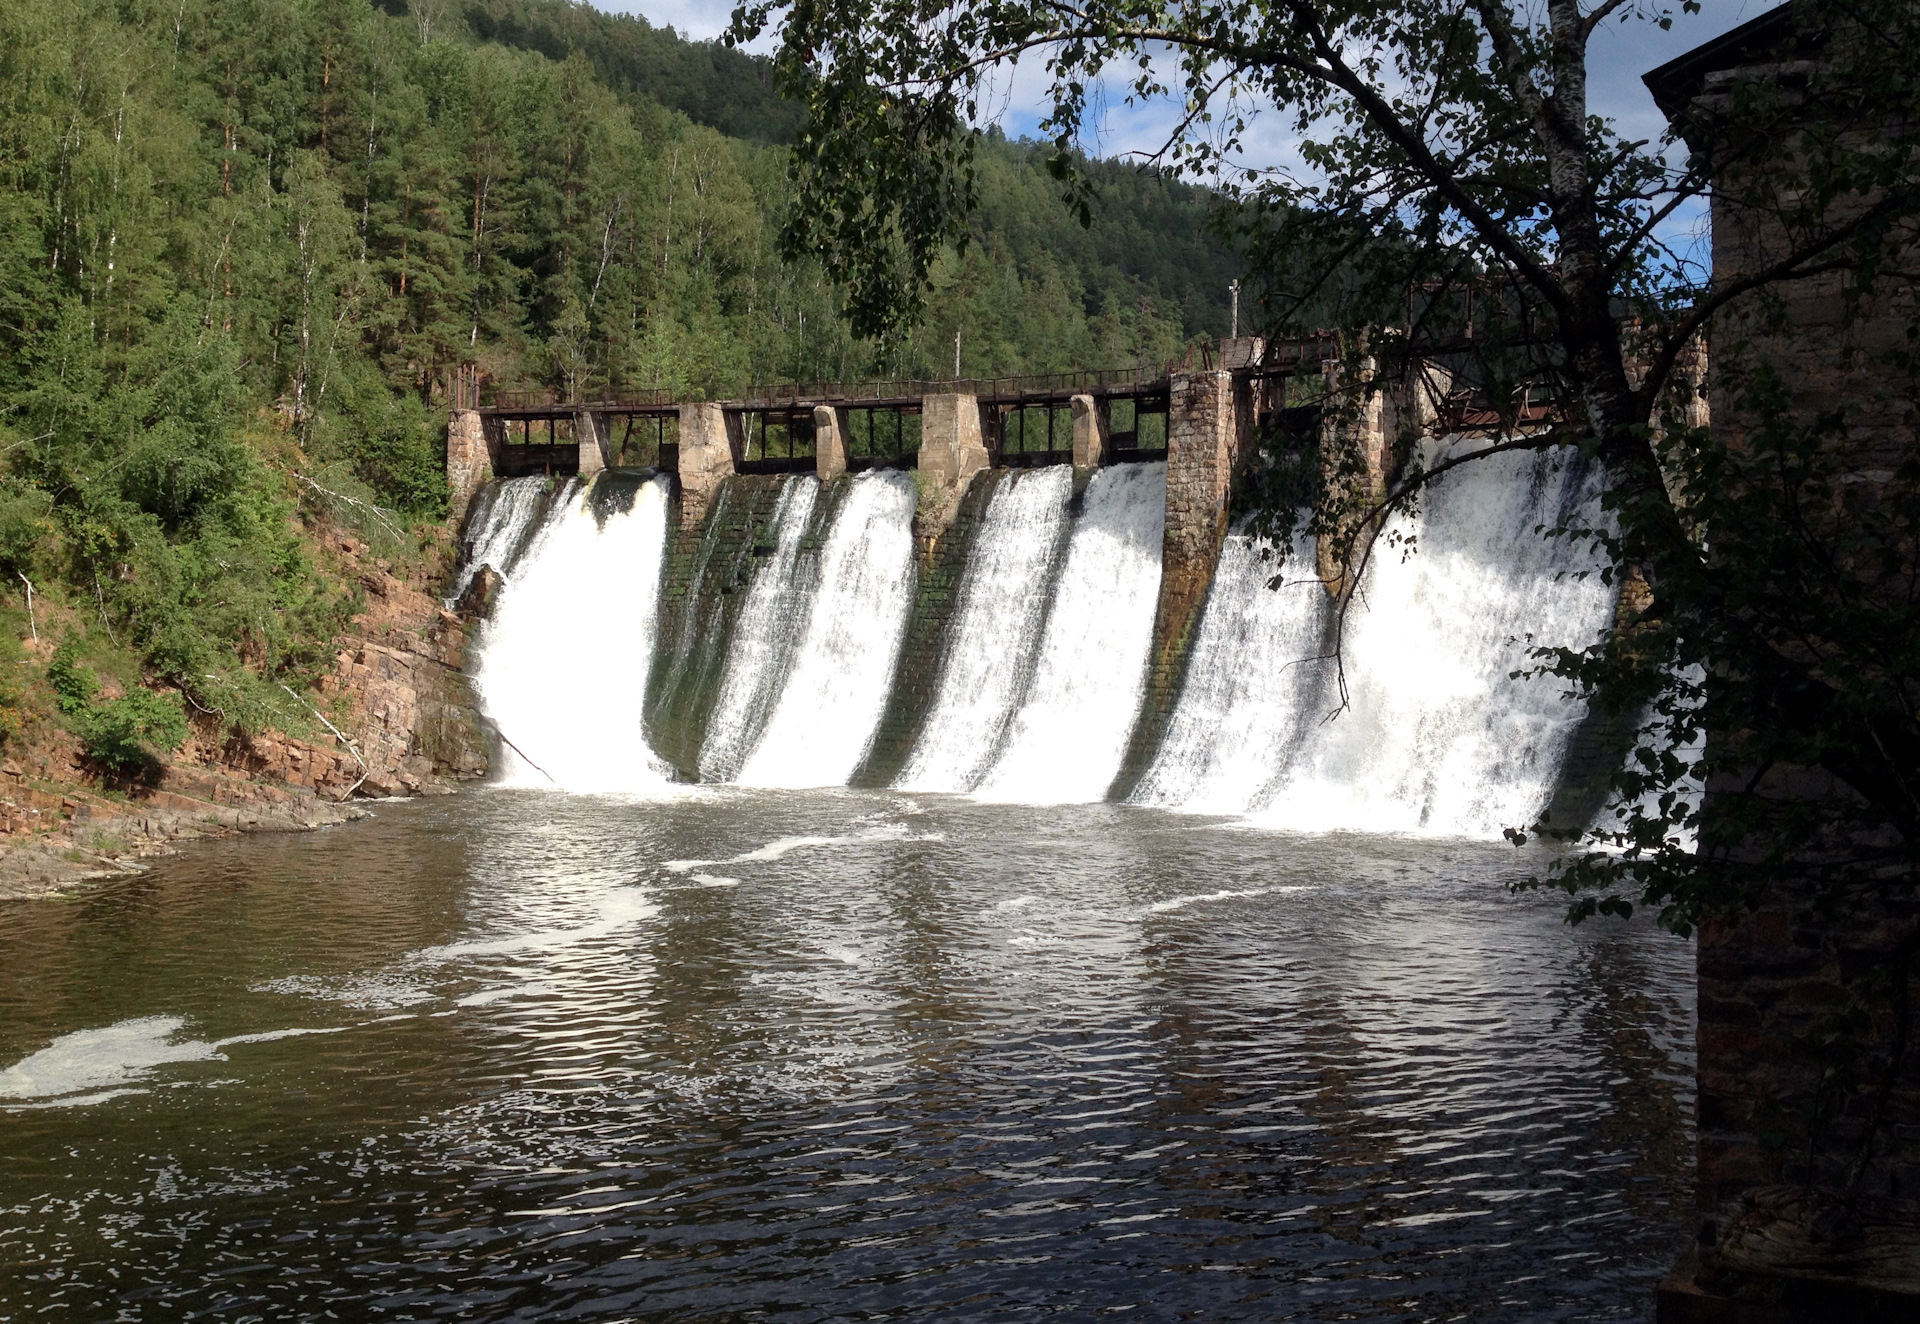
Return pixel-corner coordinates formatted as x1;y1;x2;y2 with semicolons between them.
1071;394;1106;472
916;393;990;544
814;405;849;482
677;403;736;530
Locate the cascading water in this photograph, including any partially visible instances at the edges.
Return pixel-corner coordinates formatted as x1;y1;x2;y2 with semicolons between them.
895;466;1073;793
972;463;1166;805
1130;530;1330;814
1591;665;1706;850
468;475;679;794
734;471;918;789
455;435;1614;833
448;476;554;604
1139;441;1615;835
697;477;822;781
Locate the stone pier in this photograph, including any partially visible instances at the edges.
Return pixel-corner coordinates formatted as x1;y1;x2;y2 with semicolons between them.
677;402;736;530
814;405;849;482
916;392;991;544
1071;393;1106;471
1109;369;1247;797
1315;355;1387;595
1154;369;1239;682
575;409;609;477
446;408;494;528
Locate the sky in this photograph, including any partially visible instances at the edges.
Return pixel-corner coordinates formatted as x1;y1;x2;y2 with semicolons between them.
599;0;1782;159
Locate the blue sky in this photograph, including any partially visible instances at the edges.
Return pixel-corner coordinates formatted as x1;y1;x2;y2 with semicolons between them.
599;0;1779;158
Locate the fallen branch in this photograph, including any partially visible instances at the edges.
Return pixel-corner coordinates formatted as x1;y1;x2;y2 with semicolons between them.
93;569;117;646
292;472;407;544
280;683;371;799
491;724;557;785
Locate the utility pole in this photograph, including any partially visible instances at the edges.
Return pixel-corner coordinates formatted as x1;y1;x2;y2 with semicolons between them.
954;327;962;380
1229;280;1240;340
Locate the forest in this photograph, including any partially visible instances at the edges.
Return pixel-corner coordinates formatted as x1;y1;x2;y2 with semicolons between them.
0;0;1239;746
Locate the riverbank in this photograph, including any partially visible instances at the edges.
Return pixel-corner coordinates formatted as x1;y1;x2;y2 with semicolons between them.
0;530;488;901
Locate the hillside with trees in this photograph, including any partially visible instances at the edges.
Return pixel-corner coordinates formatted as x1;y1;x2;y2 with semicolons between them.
0;0;1238;757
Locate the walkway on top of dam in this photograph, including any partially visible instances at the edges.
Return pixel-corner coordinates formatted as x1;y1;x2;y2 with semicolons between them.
466;338;1326;422
452;337;1341;483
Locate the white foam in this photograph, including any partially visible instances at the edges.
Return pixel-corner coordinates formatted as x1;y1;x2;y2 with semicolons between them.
0;1016;220;1100
974;463;1166;804
251;973;437;1009
0;1017;348;1104
736;472;919;787
470;475;682;794
1142;887;1291;915
407;887;659;964
663;824;924;877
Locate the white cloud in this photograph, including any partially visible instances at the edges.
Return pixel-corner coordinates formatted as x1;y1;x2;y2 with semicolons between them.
597;0;731;40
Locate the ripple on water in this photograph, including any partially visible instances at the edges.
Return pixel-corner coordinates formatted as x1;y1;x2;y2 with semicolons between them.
0;792;1694;1321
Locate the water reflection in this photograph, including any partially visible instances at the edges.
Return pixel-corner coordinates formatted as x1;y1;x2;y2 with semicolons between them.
0;791;1692;1320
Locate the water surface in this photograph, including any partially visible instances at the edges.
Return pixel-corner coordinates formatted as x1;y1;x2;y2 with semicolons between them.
0;793;1693;1320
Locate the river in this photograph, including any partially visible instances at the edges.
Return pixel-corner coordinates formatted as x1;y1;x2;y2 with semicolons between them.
0;790;1692;1320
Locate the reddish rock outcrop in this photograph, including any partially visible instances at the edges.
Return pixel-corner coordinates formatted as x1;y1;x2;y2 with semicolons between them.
0;530;490;898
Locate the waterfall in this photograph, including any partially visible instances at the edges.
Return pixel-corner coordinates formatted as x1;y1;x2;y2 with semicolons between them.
697;477;822;781
1130;530;1330;814
468;474;678;794
455;433;1614;830
1140;442;1615;836
895;466;1073;793
449;476;554;603
972;463;1166;805
734;471;918;788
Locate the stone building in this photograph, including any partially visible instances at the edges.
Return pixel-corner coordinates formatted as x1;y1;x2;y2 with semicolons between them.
1645;5;1920;1318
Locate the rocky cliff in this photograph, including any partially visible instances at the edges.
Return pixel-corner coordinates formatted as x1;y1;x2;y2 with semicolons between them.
0;532;490;899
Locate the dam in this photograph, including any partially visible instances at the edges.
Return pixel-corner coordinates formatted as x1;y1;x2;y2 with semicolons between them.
0;350;1693;1324
450;339;1619;835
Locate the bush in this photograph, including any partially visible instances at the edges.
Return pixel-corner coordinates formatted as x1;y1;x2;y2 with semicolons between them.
47;640;95;716
47;639;188;775
82;689;188;775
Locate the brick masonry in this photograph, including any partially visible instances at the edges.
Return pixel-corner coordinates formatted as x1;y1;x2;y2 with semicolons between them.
1649;11;1920;1315
446;409;494;528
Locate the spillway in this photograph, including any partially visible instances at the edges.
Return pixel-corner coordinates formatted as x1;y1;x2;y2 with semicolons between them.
1138;442;1615;835
734;471;918;788
449;476;555;603
1129;529;1330;815
972;463;1166;805
457;442;1620;838
895;466;1074;793
467;474;678;794
697;476;822;782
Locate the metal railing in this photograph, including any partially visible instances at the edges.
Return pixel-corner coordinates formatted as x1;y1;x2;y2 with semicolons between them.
457;336;1343;415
